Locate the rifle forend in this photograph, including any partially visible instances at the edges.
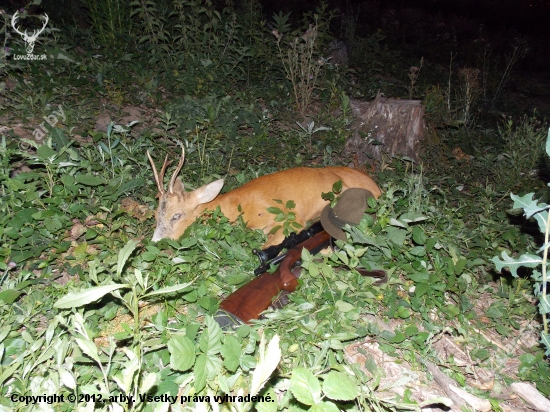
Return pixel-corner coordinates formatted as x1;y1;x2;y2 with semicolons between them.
215;230;331;328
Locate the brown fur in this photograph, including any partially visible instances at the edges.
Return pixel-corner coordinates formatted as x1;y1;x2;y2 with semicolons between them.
148;149;381;246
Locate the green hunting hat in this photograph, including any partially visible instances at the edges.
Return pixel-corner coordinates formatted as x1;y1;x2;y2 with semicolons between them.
320;188;376;240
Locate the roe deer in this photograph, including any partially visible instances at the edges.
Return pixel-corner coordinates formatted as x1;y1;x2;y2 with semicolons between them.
147;148;381;247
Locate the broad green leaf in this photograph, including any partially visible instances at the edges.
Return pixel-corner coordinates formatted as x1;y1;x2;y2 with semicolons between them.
349;227;378;245
409;272;429;283
199;316;222;355
217;375;231;394
389;218;407;228
0;362;21;386
390;330;406;343
114;178;145;197
492;252;541;277
310;402;340;412
266;207;283;215
256;387;277;412
117;239;139;277
141;251;157;262
322;371;358;401
540;294;550;315
54;284;128;309
0;327;9;343
194;353;207;392
411;226;426;245
405;326;419;337
511;193;550;232
75;174;105;186
414;283;430;297
335;300;354;313
409;246;426;257
251;334;281;396
414;332;430;347
75;338;100;363
142;281;195;298
168;335;195;371
221;335;241;372
511;192;536;209
0;289;21;304
454;257;467;275
386;227;407;245
334;250;348;265
274;214;285;222
397;306;411;319
140;372;157;395
37;144;57;160
512;193;548;219
289;367;322;406
426;238;437;252
205;353;223;380
58;367;76;390
367;196;377;208
399;212;427;223
134;268;145;289
114;356;139;395
495;324;509;336
291;221;303;229
534;210;549;234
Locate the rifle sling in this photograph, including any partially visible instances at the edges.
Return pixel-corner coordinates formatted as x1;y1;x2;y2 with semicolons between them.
355;269;388;285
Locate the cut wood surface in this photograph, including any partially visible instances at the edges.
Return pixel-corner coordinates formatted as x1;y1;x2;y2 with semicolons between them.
346;93;426;164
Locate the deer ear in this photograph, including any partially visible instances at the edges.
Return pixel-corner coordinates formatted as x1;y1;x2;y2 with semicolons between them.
172;178;185;193
195;179;224;204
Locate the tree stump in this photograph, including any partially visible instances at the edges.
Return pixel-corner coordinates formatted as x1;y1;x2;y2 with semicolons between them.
345;93;426;165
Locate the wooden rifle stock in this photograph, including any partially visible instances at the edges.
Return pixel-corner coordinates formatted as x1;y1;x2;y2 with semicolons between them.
218;230;331;325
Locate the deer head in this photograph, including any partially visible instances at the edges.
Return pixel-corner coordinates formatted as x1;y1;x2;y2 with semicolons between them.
147;147;224;242
11;12;49;54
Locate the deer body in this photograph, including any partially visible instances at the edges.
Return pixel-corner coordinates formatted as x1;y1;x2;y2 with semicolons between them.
148;150;381;247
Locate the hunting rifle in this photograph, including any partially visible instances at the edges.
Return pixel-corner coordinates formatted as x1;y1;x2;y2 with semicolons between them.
214;223;387;329
214;227;331;329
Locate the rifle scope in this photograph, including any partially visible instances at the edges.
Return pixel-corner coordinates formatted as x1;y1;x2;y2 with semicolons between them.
252;222;325;274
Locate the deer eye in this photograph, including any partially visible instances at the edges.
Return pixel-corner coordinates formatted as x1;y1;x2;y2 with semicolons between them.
171;213;182;221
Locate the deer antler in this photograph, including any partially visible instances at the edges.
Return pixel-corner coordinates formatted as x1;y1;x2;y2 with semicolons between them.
11;12;24;37
35;13;48;38
147;150;170;196
11;12;48;38
40;13;48;31
168;146;186;194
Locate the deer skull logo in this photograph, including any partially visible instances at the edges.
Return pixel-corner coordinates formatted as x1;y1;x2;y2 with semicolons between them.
11;12;49;54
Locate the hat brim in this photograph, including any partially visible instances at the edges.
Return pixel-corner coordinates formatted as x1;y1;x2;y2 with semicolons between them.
320;189;376;241
320;204;347;240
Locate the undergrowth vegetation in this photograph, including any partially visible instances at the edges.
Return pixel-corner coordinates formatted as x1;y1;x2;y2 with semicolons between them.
0;0;549;410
